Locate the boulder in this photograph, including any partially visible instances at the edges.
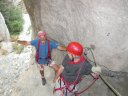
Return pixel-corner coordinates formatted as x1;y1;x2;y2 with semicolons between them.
0;12;10;41
1;42;13;53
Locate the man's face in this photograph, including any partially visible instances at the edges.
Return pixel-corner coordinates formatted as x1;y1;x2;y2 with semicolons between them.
39;35;47;42
38;31;46;42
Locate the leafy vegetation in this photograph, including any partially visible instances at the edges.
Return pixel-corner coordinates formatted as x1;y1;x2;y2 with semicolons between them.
12;43;24;54
0;0;23;35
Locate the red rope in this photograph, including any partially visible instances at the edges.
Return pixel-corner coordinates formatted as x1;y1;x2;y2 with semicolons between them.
74;78;98;95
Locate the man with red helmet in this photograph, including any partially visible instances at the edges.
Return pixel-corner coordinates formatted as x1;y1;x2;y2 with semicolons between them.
17;31;66;85
53;42;101;96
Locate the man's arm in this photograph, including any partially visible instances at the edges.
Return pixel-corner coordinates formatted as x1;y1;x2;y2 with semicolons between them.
17;40;31;46
53;66;64;83
57;45;67;51
82;61;101;78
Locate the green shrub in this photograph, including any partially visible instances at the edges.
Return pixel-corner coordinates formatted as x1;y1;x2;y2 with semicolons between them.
0;0;23;35
10;35;18;42
13;43;24;54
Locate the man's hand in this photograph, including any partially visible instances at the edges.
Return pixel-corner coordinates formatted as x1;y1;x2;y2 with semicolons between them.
58;45;67;51
53;78;57;83
53;77;59;83
91;66;101;79
17;40;30;46
92;66;101;74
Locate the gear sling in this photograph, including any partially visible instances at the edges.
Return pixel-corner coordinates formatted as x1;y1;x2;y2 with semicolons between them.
35;40;51;65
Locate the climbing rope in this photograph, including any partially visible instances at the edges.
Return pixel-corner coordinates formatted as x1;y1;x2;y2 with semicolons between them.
73;78;97;95
84;47;122;96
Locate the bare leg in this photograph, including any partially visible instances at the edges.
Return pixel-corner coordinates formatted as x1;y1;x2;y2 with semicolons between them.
40;70;44;78
50;64;60;74
39;64;44;78
39;64;46;85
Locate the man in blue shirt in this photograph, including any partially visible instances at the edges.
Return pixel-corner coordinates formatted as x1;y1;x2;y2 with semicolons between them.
18;31;66;85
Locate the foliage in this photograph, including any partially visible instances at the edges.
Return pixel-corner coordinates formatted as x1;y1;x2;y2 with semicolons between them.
12;43;24;54
0;0;23;35
10;35;19;42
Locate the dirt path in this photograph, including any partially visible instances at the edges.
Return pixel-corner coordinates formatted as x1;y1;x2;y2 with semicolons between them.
11;63;55;96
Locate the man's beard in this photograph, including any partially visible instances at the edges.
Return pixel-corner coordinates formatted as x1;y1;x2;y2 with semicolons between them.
41;39;45;41
41;39;46;43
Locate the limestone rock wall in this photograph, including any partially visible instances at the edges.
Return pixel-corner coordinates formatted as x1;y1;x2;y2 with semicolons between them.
23;0;128;72
0;12;10;42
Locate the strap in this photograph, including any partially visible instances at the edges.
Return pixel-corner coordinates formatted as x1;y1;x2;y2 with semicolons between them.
61;76;78;85
47;40;51;59
36;40;41;63
53;77;64;93
36;40;51;64
54;77;78;94
67;56;86;64
37;40;41;52
54;87;65;93
60;76;62;88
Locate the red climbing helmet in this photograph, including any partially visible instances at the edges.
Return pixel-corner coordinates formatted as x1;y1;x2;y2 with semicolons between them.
67;42;83;56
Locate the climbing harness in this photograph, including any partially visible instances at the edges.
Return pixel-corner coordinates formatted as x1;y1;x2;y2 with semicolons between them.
54;74;98;96
35;39;51;65
54;76;80;96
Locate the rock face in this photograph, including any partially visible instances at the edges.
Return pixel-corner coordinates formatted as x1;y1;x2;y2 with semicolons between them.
1;42;13;53
23;0;128;72
0;12;10;42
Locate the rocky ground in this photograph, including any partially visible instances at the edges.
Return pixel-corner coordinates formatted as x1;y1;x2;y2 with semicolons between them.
0;45;57;96
0;46;32;96
11;60;55;96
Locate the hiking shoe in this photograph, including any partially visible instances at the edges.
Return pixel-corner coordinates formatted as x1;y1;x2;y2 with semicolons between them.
42;78;46;85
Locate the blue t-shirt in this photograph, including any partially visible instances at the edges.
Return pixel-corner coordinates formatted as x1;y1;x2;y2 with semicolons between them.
31;39;59;64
